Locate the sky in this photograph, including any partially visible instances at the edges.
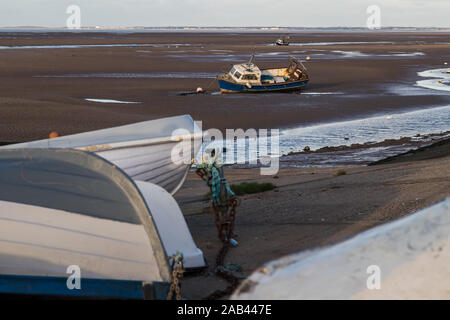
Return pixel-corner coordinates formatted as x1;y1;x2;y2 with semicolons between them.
0;0;449;28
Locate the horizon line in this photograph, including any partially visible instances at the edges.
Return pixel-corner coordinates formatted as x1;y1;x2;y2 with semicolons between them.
0;26;449;30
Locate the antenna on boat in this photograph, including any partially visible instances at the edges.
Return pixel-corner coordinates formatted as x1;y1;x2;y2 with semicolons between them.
248;52;255;65
298;57;308;72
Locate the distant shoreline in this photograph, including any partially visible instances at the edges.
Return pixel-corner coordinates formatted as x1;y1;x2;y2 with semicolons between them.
0;27;449;33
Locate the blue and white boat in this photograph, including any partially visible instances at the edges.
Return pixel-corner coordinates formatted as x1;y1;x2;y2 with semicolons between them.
217;55;309;93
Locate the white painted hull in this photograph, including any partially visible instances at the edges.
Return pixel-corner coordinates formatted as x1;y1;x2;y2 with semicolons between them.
136;181;205;269
0;200;162;282
0;148;206;298
2;115;202;195
87;137;198;195
232;197;450;300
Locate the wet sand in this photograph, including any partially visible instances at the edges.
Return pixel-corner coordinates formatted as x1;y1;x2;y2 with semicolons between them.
274;131;450;167
177;138;450;299
0;31;450;141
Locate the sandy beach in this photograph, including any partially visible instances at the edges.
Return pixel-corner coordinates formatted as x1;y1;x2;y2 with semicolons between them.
0;31;450;141
177;139;450;299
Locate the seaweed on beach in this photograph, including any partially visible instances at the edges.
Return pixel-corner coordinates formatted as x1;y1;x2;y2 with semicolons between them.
230;182;276;196
203;181;276;200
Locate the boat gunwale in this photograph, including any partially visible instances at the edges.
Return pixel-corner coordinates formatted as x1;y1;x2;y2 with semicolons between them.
77;132;203;153
218;78;309;93
82;132;203;195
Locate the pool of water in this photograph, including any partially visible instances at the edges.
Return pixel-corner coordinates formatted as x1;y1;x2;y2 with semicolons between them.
84;98;140;104
416;68;450;92
280;105;449;151
198;104;450;167
0;43;192;50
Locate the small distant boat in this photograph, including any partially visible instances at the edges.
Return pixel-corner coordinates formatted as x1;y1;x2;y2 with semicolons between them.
275;35;290;46
3;115;202;195
217;55;309;93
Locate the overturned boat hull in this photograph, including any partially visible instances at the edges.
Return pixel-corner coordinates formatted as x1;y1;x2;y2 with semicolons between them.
0;148;206;299
2;115;202;195
232;197;450;300
0;149;171;298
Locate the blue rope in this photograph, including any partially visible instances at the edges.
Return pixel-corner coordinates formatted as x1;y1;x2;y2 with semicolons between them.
211;166;221;206
198;163;235;206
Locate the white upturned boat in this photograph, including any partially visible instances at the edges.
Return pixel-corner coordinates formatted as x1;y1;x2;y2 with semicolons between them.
232;197;450;300
3;115;202;195
0;149;205;299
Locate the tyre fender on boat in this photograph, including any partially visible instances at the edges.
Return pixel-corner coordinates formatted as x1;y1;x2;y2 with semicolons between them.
246;82;252;88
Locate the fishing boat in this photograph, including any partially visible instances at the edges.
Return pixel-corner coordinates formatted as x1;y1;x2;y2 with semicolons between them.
217;55;309;93
0;149;205;299
3;115;202;195
275;35;290;46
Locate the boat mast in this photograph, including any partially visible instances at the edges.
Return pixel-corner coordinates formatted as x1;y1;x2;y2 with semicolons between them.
248;53;255;65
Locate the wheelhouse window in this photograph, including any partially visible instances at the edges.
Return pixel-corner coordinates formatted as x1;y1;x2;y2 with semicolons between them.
234;71;242;79
242;74;258;80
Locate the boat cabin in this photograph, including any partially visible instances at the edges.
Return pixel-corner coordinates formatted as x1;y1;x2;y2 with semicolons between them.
227;56;307;86
229;63;262;86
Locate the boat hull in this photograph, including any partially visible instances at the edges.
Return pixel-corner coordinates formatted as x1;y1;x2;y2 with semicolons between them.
0;148;174;297
2;115;201;195
92;138;197;195
218;79;308;93
0;149;205;298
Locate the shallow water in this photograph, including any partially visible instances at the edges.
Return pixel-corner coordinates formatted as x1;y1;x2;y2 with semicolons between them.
84;98;140;104
0;43;192;50
301;92;343;95
416;68;450;92
198;104;450;167
279;105;450;153
330;50;424;58
266;41;395;47
164;50;426;63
